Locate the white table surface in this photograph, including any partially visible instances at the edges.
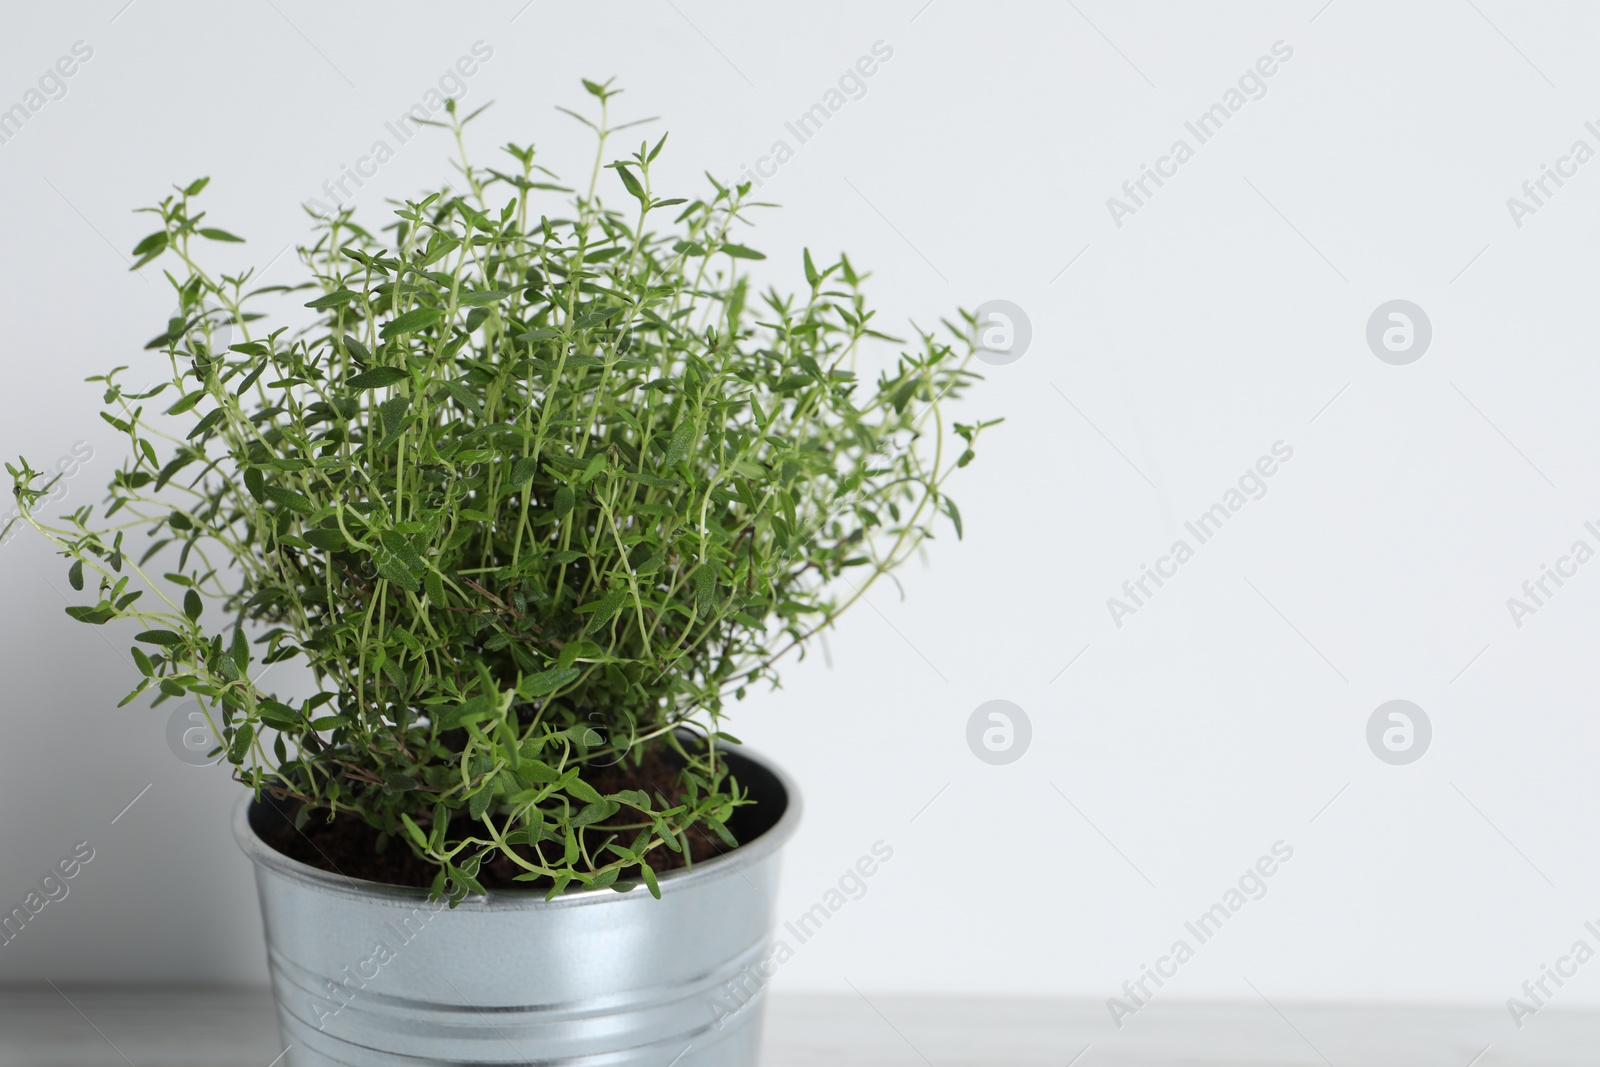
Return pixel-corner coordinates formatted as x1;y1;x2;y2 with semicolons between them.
1;985;1595;1065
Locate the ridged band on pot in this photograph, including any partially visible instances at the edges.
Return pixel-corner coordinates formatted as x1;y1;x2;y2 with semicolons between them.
233;747;801;1067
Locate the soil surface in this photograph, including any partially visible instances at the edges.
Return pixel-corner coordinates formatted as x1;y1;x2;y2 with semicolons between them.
261;747;736;891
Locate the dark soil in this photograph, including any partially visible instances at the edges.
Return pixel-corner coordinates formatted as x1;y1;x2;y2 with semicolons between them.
261;747;735;891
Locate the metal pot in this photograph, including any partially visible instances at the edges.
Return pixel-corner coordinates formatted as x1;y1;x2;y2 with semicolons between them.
233;747;800;1066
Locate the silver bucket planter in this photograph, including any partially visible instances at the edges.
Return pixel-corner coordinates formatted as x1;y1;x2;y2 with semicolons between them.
233;748;800;1066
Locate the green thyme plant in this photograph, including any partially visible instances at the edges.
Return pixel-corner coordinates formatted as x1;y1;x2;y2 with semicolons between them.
7;82;996;902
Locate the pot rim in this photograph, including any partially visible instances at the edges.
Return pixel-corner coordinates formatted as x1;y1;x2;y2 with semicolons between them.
232;743;801;910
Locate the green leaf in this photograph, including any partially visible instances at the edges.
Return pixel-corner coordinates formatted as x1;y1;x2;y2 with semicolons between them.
622;469;675;489
305;289;358;309
154;454;196;491
227;723;254;764
615;789;651;810
639;860;661;900
571;799;617;826
553;485;575;518
68;560;83;591
721;242;765;260
347;366;409;391
262;485;314;515
243;467;266;502
199;227;245;243
581;588;629;635
303;528;346;551
692;566;716;615
614;165;646;203
386;772;419;794
517;667;579;700
545;871;573;902
890;377;918;412
256;700;300;731
441;378;480;414
510;456;539;485
459;289;512;307
374;552;420;592
440;694;497;730
379;395;410;437
378;530;424;571
943;497;963;539
342;334;371;362
167;390;206;415
517;757;559;784
183;589;202;621
400;813;428;848
135;629;185;646
186;409;225;440
131;231;168;258
380;307;443;337
468;784;494;820
116;679;152;707
665;420;698;467
705;817;739;849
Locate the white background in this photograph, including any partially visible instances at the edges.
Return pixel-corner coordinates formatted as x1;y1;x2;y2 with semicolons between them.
3;0;1600;1046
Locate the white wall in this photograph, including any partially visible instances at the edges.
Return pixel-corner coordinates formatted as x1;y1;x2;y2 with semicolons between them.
4;0;1600;1034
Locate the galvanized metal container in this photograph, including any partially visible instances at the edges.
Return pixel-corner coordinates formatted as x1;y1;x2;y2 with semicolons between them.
233;748;800;1066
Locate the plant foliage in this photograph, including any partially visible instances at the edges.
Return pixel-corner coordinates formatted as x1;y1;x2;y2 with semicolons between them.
7;84;996;902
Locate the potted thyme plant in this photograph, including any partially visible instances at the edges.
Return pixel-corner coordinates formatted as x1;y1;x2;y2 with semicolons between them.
7;83;994;1066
